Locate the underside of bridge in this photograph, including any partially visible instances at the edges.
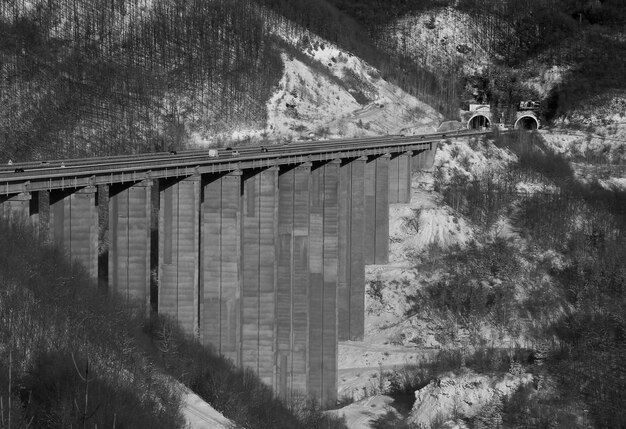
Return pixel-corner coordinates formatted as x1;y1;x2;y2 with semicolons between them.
0;142;438;405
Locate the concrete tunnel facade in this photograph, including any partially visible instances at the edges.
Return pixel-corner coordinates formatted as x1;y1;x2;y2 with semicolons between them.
0;142;438;406
514;114;539;130
468;114;491;129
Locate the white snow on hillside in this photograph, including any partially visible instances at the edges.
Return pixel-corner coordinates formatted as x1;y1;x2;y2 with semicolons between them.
264;45;442;142
173;383;234;429
408;369;533;428
379;7;492;76
327;395;401;429
435;137;516;182
541;128;626;163
181;387;233;429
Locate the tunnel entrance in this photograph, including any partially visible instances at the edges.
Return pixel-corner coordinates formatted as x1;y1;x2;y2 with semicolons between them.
514;116;539;130
468;115;491;130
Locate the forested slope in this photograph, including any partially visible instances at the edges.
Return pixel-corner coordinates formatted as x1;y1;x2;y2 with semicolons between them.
0;0;283;161
2;0;626;162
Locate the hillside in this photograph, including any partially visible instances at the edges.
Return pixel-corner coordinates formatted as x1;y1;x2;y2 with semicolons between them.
2;0;626;163
0;0;446;162
374;0;626;129
335;132;626;428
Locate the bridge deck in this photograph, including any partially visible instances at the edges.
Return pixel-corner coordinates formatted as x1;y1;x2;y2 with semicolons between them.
0;131;487;195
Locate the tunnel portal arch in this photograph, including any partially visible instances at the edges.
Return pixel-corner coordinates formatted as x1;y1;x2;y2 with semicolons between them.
514;115;539;130
467;114;491;130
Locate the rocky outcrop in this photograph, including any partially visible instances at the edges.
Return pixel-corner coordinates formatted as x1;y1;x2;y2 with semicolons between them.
408;369;533;428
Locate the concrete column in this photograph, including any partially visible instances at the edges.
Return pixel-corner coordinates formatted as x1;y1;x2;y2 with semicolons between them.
109;181;152;309
375;154;390;265
309;159;339;405
388;155;400;204
389;152;412;204
200;171;241;364
277;163;310;398
365;154;390;265
398;152;412;204
242;167;278;386
49;186;98;279
158;175;200;336
338;157;366;341
0;192;31;221
412;141;439;172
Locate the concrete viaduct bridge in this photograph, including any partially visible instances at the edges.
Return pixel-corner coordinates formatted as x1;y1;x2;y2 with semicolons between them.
0;132;483;404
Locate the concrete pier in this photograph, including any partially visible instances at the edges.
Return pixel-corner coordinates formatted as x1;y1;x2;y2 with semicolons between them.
309;160;340;405
158;176;200;335
49;186;98;279
242;168;279;386
277;163;311;398
412;142;439;172
0;192;31;220
200;171;242;363
109;181;152;309
389;152;411;204
338;157;366;341
364;154;390;265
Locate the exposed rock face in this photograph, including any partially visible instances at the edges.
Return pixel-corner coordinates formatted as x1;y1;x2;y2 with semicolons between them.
408;369;533;428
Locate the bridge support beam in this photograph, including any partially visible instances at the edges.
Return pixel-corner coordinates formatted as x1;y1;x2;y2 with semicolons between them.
411;141;439;172
109;181;152;310
276;163;311;398
389;152;412;204
338;157;366;341
309;159;340;406
158;175;200;335
49;186;98;279
200;171;242;364
364;154;390;265
242;168;279;386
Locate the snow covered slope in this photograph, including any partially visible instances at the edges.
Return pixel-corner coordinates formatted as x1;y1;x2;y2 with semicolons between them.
264;44;441;142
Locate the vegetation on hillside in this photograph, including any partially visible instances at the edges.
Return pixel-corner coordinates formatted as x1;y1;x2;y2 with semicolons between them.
393;132;626;427
0;0;283;161
0;219;348;428
0;219;183;428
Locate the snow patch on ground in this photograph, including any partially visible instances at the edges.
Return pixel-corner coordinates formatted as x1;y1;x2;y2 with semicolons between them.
181;387;233;429
541;129;626;163
389;179;474;262
379;7;492;75
408;370;533;428
264;46;441;142
434;137;517;182
327;395;401;429
601;177;626;190
523;65;569;98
